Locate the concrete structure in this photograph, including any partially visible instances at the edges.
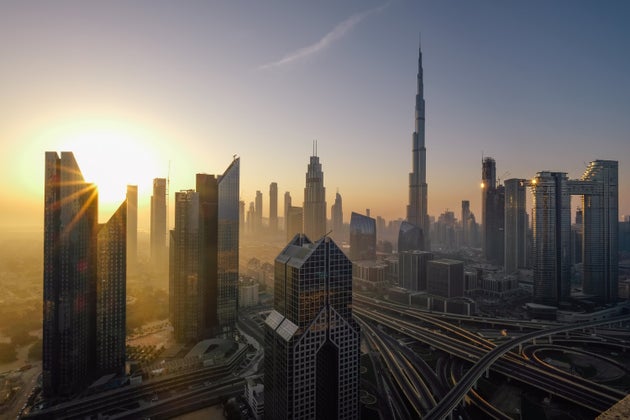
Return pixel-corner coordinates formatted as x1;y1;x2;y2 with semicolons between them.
264;235;360;419
331;191;343;240
427;259;465;299
303;143;327;241
239;279;260;308
399;250;433;291
352;260;388;291
406;42;429;248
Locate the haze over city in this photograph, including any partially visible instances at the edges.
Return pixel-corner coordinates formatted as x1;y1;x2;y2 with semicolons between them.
1;0;629;232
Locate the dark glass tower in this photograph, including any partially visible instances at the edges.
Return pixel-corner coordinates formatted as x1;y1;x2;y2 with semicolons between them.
269;182;278;232
481;157;505;265
331;191;343;240
504;178;527;274
43;151;98;397
96;200;127;375
126;185;137;273
349;211;376;261
407;41;429;248
264;235;360;419
151;178;167;271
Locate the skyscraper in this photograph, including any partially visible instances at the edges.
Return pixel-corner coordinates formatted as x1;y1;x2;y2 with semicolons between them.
303;144;327;241
349;212;376;261
531;171;572;306
481;157;505;265
531;161;619;305
331;191;343;240
169;158;241;341
126;185;137;273
406;42;429;248
461;200;471;247
286;206;303;242
44;151;98;397
96;200;127;375
255;190;263;232
284;191;292;233
151;178;167;271
269;182;278;232
580;160;618;302
170;190;201;342
504;178;528;274
264;235;360;419
44;152;127;396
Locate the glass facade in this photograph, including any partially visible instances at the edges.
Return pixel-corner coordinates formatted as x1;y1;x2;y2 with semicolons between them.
504;178;527;274
398;221;424;252
265;235;360;419
349;212;376;261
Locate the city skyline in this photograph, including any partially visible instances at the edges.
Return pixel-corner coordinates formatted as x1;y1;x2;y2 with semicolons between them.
2;1;630;232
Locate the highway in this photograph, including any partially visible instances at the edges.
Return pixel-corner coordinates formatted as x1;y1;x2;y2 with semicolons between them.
353;295;630;419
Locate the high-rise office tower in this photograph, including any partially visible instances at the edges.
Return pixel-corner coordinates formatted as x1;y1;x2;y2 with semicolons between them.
398;221;424;253
170;190;201;342
461;200;470;247
169;158;241;341
44;151;98;397
303;144;327;241
531;171;572;306
247;202;255;233
126;185;137;273
531;161;619;305
504;179;528;274
239;200;245;231
481;157;505;265
286;206;303;242
269;182;278;232
427;259;465;298
399;250;433;291
96;201;127;375
331;191;343;239
349;212;376;261
151;178;167;271
264;235;360;419
255;190;263;232
580;160;618;302
284;191;292;232
406;42;429;249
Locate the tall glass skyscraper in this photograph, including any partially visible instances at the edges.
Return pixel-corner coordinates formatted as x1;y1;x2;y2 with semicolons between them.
269;182;278;232
407;42;429;248
481;157;505;265
349;211;376;261
44;151;127;396
504;178;528;274
331;191;343;240
96;200;127;375
44;151;98;397
264;235;360;419
151;178;167;271
303;145;327;241
126;185;137;273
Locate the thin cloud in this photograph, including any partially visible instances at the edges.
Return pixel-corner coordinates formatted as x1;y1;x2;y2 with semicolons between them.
259;3;389;70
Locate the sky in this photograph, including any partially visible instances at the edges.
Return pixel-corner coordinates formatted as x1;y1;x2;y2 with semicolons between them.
1;1;629;232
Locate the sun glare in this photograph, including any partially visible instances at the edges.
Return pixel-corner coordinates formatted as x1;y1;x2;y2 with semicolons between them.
50;122;166;217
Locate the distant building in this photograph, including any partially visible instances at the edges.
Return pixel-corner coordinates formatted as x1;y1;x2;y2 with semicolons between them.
126;185;137;272
352;260;388;291
303;143;327;241
349;212;376;261
264;235;360;419
461;200;471;247
427;259;465;298
245;377;265;420
255;190;263;232
481;157;505;265
286;206;303;242
284;191;291;233
331;191;343;240
398;221;424;253
151;178;167;272
399;250;433;291
504;178;528;274
239;279;259;308
269;182;278;232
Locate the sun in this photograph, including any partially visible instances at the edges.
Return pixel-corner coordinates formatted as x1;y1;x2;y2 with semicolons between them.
57;122;166;218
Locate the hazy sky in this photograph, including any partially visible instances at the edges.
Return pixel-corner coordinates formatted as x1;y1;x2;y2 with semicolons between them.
1;1;629;232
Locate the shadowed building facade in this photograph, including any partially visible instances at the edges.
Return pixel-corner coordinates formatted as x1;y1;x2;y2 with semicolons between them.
303;145;327;241
504;178;528;274
44;151;127;397
264;235;360;419
151;178;167;272
126;185;137;273
349;211;376;261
